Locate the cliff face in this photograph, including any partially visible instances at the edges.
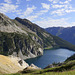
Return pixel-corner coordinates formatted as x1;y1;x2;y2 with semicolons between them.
15;17;57;48
0;32;43;59
0;13;43;59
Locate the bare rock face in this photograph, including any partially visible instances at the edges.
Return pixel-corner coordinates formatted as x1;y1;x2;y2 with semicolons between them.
0;55;29;74
21;63;41;73
9;55;29;69
44;64;55;69
0;13;27;34
30;64;41;69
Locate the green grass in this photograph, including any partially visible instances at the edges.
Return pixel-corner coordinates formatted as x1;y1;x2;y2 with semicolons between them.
0;32;42;56
65;54;75;62
53;35;75;51
0;70;75;75
1;60;75;75
0;55;75;75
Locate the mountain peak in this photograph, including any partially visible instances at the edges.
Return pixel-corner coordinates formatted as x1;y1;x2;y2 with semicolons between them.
0;13;27;34
15;17;33;25
0;13;9;20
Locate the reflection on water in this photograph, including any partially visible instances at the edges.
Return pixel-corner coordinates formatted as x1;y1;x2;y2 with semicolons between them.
25;49;75;68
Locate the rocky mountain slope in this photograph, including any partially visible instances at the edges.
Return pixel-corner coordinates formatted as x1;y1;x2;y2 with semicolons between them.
0;13;43;59
45;27;75;45
14;17;75;50
0;55;29;74
0;13;75;60
14;17;55;48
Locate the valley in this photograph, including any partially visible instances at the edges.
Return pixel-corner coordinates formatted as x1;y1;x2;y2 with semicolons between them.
0;0;75;74
45;27;75;45
0;13;75;75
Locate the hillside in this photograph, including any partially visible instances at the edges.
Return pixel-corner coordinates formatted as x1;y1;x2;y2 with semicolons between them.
0;13;75;75
1;71;75;75
15;17;55;48
45;27;75;45
0;12;75;60
15;17;75;50
0;13;43;59
1;60;75;75
0;55;29;74
65;54;75;62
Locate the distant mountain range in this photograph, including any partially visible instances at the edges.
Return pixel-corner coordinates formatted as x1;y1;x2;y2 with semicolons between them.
45;27;75;45
0;13;75;74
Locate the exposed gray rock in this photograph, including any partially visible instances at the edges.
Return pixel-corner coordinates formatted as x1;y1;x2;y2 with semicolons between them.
0;13;27;34
30;64;41;69
0;55;29;74
44;64;55;69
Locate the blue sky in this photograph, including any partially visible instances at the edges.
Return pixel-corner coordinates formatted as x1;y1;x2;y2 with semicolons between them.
0;0;75;28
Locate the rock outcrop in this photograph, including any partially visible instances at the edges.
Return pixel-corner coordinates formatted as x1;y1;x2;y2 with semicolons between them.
29;64;41;69
0;13;27;34
21;63;41;73
0;55;29;74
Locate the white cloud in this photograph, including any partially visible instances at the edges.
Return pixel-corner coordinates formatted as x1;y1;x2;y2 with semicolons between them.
51;0;74;16
51;8;75;16
26;15;38;21
53;0;59;3
0;3;18;14
67;0;72;1
19;3;49;20
41;3;50;10
51;2;75;16
48;0;53;2
24;6;36;16
20;6;36;18
36;10;48;16
26;0;31;1
59;0;72;4
35;18;75;28
4;0;12;3
48;0;59;3
51;9;65;16
16;0;20;4
52;4;68;8
25;9;48;21
65;9;75;13
40;10;48;13
24;9;48;21
59;1;68;4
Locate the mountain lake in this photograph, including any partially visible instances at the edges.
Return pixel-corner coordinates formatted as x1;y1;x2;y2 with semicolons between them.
25;48;75;68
